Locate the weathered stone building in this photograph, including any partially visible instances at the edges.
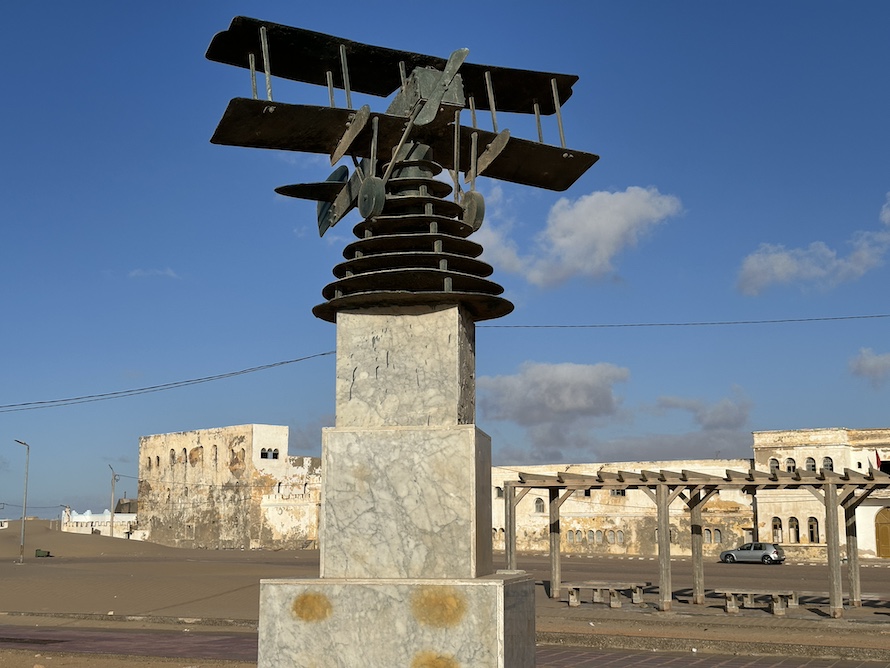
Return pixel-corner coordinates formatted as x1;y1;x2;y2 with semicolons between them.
752;427;890;559
136;424;320;550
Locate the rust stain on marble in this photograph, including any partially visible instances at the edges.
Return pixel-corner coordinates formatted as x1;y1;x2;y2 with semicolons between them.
411;586;466;627
411;651;459;668
291;592;332;622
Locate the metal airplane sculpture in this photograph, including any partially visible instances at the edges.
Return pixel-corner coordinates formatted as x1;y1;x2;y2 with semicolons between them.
207;16;599;322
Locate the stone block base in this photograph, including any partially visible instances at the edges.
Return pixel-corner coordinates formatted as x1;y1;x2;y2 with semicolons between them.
258;572;535;667
321;424;492;579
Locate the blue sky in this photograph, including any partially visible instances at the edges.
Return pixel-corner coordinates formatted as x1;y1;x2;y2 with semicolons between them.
2;2;889;516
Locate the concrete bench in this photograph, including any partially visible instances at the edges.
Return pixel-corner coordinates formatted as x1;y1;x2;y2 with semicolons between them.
563;581;651;609
714;588;798;616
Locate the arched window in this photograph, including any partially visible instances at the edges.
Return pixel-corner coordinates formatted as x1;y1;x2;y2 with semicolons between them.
567;531;574;544
147;457;152;470
616;530;625;545
805;457;816;472
534;497;545;513
587;530;595;543
575;530;582;544
169;449;176;466
714;529;722;544
595;530;604;545
822;457;834;472
607;530;616;544
808;517;820;543
769;458;779;473
495;487;504;499
272;449;279;459
772;517;783;543
156;455;160;468
784;458;796;473
704;528;712;543
260;448;268;459
669;528;678;543
788;517;800;543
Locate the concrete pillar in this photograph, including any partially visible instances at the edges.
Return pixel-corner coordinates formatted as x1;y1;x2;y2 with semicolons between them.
844;502;861;607
505;481;516;571
549;487;561;599
656;484;672;611
690;493;705;605
824;482;843;618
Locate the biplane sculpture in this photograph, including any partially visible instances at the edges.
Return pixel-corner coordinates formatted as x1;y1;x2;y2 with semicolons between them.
207;16;598;323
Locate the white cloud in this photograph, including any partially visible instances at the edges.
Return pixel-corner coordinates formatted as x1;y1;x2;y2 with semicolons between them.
528;187;682;286
849;348;890;387
656;388;751;431
128;268;181;279
737;193;890;296
479;361;630;427
478;186;682;287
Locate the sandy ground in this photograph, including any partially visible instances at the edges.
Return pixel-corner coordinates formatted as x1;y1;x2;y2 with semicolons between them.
0;650;249;668
3;521;890;667
0;521;290;667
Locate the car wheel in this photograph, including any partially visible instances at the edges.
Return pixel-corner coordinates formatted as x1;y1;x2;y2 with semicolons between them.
722;554;735;563
761;555;773;564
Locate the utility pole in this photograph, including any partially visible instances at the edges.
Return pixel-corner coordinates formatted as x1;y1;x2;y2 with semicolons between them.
13;440;30;565
109;465;119;538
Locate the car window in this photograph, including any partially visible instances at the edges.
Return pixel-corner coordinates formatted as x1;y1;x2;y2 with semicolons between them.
753;543;763;550
740;544;752;550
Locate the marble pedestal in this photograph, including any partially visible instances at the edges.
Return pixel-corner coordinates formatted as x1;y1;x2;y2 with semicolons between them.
258;304;535;666
258;572;535;668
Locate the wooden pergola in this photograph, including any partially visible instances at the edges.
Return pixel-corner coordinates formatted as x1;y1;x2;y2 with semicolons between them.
504;467;890;617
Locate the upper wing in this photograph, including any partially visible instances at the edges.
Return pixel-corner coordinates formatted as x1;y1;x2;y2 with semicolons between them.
206;16;578;115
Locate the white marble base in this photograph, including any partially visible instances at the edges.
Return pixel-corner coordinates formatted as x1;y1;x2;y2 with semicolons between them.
320;425;492;579
257;573;535;668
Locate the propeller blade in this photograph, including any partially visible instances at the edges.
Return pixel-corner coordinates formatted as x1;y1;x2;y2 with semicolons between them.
414;47;469;126
467;129;510;182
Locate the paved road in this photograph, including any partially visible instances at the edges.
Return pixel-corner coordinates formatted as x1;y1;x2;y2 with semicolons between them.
0;625;883;667
511;553;890;600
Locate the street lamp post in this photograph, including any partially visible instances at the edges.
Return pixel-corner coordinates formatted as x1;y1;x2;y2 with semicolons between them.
108;465;118;538
13;440;30;565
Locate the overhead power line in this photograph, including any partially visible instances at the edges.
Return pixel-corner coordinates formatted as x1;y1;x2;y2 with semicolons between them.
0;352;335;414
0;312;886;414
479;313;890;328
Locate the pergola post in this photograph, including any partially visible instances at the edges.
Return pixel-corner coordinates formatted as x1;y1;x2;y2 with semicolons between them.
838;478;882;608
685;488;717;605
656;483;672;611
549;487;560;599
824;482;843;618
504;483;531;571
844;501;860;607
505;481;516;571
548;487;574;599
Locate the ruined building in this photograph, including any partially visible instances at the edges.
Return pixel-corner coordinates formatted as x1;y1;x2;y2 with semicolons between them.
136;424;320;549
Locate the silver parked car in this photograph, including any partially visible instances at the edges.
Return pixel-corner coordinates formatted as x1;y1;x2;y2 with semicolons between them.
719;542;785;564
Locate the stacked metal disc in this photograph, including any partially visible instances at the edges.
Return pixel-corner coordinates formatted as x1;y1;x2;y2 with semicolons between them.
312;146;513;323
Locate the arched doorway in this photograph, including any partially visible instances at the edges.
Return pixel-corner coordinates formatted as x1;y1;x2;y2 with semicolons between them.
877;508;890;558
